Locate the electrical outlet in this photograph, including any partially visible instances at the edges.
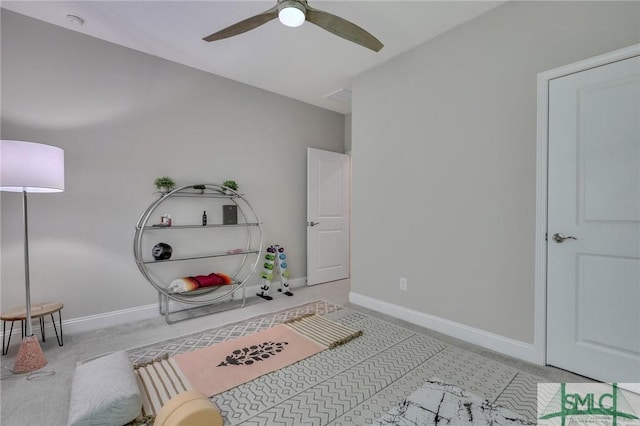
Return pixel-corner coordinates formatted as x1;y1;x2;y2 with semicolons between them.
400;277;408;291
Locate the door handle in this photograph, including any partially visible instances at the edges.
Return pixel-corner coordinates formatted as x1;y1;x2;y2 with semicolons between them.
308;221;320;227
552;233;577;243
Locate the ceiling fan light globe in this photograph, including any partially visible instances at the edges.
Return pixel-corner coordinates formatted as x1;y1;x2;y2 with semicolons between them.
279;5;305;27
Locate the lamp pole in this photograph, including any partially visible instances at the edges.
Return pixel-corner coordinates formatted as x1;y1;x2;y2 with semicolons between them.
22;190;34;337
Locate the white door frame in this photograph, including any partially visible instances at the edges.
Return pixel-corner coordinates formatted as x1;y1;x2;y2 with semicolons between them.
533;43;640;365
306;148;351;286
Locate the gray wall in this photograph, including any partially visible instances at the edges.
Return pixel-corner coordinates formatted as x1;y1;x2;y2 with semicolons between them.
351;1;640;343
1;10;345;320
344;113;352;154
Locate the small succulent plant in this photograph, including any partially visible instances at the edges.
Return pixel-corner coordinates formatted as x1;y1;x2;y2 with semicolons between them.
154;176;175;191
222;180;238;191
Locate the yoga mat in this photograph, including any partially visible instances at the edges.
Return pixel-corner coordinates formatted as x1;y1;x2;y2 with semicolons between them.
172;314;361;397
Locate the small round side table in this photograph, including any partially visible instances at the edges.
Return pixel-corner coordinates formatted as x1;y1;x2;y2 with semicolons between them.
1;302;64;355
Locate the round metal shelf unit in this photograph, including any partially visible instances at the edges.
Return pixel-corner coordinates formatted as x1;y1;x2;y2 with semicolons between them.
133;183;262;321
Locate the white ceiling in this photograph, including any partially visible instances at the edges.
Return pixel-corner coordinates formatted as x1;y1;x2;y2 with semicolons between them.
2;1;504;114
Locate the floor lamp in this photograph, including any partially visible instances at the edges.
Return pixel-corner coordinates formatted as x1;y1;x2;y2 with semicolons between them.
0;140;65;373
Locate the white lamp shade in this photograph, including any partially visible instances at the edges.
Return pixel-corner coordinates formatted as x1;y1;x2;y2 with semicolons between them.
0;140;65;193
279;5;305;27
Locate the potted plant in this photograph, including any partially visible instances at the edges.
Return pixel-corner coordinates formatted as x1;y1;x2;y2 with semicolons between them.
154;176;176;194
222;180;239;194
192;184;206;194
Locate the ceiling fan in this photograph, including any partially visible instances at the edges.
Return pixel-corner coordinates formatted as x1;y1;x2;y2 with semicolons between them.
203;0;383;52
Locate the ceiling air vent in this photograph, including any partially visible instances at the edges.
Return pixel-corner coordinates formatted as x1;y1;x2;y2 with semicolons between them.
325;89;352;103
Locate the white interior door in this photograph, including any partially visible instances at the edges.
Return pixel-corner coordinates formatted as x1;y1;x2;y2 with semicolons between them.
307;148;350;286
547;55;640;382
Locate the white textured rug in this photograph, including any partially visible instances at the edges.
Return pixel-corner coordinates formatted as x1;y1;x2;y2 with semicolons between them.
376;381;535;425
126;301;543;425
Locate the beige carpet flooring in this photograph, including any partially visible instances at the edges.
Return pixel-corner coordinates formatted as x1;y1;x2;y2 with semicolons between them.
1;280;588;426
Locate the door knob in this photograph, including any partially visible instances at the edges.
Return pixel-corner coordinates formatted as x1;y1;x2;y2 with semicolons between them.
308;221;320;227
552;233;577;243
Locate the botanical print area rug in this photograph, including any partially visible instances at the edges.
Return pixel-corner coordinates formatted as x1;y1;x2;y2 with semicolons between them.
127;300;544;425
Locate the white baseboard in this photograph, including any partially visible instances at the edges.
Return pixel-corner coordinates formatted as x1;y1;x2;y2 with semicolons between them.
349;292;539;364
2;277;307;340
58;303;162;335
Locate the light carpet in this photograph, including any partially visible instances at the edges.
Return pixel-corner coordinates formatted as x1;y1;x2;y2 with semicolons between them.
126;301;544;425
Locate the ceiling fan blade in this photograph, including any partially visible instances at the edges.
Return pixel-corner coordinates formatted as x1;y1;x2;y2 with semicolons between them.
203;5;278;42
305;6;383;52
